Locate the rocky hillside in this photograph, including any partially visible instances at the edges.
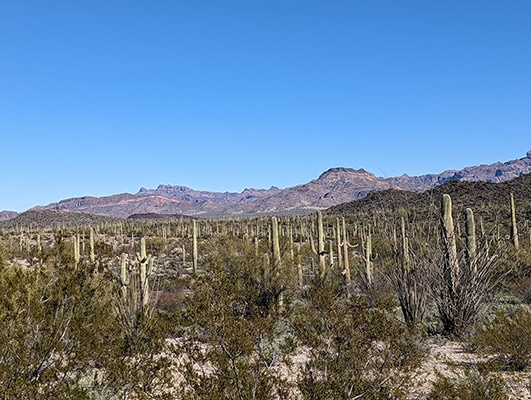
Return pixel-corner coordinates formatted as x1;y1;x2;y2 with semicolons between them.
326;172;531;218
0;210;122;230
0;211;18;221
11;150;531;218
388;149;531;191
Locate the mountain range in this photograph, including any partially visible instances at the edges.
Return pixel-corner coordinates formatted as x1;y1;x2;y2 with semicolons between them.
2;150;531;220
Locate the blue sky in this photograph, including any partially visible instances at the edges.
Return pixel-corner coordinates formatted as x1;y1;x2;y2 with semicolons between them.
1;1;530;212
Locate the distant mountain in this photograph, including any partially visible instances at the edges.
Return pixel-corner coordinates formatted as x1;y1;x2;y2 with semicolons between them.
387;149;531;191
326;172;531;216
24;150;531;218
0;211;18;221
32;186;282;218
226;168;394;216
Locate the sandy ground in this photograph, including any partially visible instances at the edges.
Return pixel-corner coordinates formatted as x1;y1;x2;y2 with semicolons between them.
409;338;531;399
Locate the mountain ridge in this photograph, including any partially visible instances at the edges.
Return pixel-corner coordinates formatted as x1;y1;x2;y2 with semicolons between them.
3;150;530;219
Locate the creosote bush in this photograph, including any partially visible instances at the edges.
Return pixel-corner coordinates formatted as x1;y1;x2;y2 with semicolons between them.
468;305;531;371
173;236;291;399
0;253;172;399
427;368;509;400
292;272;427;399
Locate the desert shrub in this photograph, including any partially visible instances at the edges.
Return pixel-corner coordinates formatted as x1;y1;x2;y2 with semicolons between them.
510;275;531;304
0;254;172;399
93;238;115;259
174;236;291;399
0;240;6;267
0;262;117;399
427;369;509;400
144;236;167;256
469;306;531;371
292;274;426;400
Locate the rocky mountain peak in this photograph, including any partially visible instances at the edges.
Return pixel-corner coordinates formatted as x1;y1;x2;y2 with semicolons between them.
14;150;531;219
0;210;18;221
318;167;375;181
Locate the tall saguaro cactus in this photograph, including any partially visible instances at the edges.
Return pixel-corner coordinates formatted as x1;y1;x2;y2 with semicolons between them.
317;211;326;277
465;208;477;275
510;193;519;250
192;220;198;273
89;227;95;264
73;234;81;267
270;216;284;312
271;216;281;269
120;253;129;300
340;217;357;297
137;238;152;310
363;232;373;286
336;217;343;270
441;194;459;295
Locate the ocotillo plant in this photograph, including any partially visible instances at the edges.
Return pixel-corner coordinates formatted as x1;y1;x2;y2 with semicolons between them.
262;253;270;282
392;216;427;326
434;194;504;336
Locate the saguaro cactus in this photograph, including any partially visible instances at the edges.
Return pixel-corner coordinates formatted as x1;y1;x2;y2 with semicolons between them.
271;216;281;269
441;194;459;295
340;217;357;297
363;232;373;286
136;238;152;310
74;234;81;267
336;217;343;270
510;193;519;250
465;208;477;275
317;211;326;277
120;253;129;300
270;216;284;312
192;220;198;273
89;227;95;264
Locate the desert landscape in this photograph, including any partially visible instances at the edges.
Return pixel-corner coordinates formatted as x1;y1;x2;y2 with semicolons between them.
1;155;530;399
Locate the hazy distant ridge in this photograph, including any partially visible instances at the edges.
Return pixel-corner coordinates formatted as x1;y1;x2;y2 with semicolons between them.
11;150;531;219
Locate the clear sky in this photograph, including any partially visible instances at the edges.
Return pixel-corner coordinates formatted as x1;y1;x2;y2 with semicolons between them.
1;1;530;212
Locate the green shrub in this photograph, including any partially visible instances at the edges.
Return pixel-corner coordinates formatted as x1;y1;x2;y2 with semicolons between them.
469;306;531;371
428;369;509;400
0;257;172;399
174;236;290;399
292;274;427;399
